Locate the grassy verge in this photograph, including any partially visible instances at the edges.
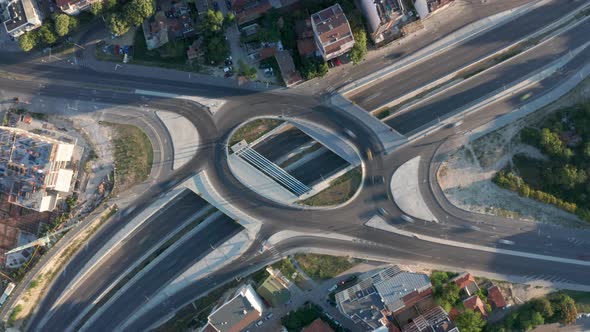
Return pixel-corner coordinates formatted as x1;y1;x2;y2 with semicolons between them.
299;167;362;206
293;254;357;280
272;258;305;284
130;28;204;72
154;279;240;332
8;205;117;329
104;123;153;192
229;119;283;147
282;302;348;332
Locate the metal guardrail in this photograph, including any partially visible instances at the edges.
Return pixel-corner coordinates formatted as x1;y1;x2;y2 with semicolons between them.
236;146;310;196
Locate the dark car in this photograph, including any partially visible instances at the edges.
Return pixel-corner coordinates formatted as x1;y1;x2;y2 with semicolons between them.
213;2;219;11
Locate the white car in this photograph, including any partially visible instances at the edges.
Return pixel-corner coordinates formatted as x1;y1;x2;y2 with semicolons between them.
328;284;338;292
255;320;263;327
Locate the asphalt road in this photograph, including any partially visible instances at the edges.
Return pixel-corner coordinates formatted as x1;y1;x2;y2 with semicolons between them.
2;0;590;330
385;18;590;134
255;127;313;162
81;212;243;332
347;0;587;111
29;189;213;331
290;149;349;187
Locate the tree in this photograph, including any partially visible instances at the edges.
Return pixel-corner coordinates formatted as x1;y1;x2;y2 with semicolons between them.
531;297;554;319
430;271;450;291
68;15;79;31
18;31;37;51
124;0;155;27
201;9;224;33
107;13;130;36
105;0;117;10
54;14;71;37
224;12;235;27
550;294;578;325
238;59;256;79
350;29;367;64
551;164;587;189
455;309;486;332
90;0;104;15
205;35;229;64
540;128;565;157
38;23;58;45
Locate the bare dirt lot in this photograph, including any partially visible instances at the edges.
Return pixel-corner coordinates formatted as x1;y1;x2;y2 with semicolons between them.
438;77;590;226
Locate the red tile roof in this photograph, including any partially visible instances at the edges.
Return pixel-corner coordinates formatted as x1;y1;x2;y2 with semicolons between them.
487;285;507;309
453;273;475;289
302;318;334;332
463;295;487;318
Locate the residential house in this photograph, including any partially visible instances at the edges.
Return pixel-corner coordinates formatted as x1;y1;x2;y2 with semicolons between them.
302;318;334;332
413;0;453;19
463;294;487;318
233;0;299;25
335;265;432;330
295;18;317;58
311;4;355;61
0;127;76;212
487;285;507;310
56;0;99;15
452;272;480;297
186;38;203;60
358;0;405;44
143;1;195;50
275;50;302;87
205;284;265;332
1;0;42;38
256;274;291;307
401;306;459;332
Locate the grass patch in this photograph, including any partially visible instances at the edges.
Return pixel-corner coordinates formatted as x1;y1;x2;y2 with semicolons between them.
229;119;282;147
299;167;362;206
131;28;203;72
293;254;357;280
272;258;301;282
282;303;323;332
8;304;23;326
154;280;240;332
103;123;153;192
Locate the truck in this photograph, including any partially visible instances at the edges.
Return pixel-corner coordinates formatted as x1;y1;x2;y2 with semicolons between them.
0;282;16;307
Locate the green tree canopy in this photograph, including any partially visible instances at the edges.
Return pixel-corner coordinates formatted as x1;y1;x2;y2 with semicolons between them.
124;0;155;27
550;294;578;325
205;34;229;64
455;309;486;332
54;14;71;37
224;12;235;27
202;10;224;33
531;297;554;318
90;0;103;15
38;23;57;45
18;31;37;51
107;13;130;36
350;29;367;64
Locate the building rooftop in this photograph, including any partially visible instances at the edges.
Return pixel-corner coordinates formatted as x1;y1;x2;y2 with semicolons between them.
311;4;354;59
463;295;487;318
0;127;75;211
302;318;335;332
207;285;263;332
336;266;432;329
402;306;458;332
4;0;27;32
257;275;290;307
487;285;507;309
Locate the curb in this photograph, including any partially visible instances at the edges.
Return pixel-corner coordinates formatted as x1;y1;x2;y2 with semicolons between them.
339;0;549;95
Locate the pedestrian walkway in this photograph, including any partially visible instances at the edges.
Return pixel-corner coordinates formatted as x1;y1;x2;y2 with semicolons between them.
155;111;199;170
234;143;311;196
390;156;438;222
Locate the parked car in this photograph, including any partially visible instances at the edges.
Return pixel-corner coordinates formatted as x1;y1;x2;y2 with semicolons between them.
265;312;273;320
213;2;219;11
255;320;263;327
328;284;338;292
